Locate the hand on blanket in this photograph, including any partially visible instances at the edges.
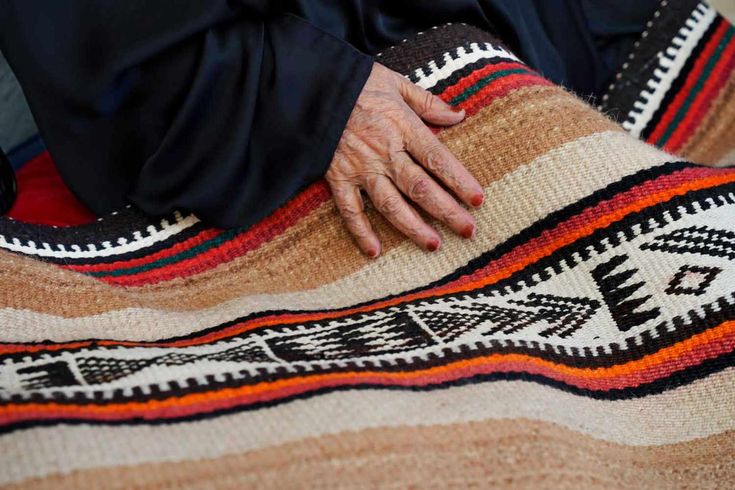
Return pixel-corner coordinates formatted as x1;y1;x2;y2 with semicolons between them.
326;62;484;257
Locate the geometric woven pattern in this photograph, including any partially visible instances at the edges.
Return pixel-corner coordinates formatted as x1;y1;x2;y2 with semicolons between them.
602;0;735;166
2;179;734;410
1;15;735;489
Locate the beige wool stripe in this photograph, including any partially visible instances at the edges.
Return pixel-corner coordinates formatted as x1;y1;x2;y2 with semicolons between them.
0;132;672;342
678;75;735;165
5;419;733;490
118;87;615;298
716;148;735;166
0;85;618;316
1;368;733;485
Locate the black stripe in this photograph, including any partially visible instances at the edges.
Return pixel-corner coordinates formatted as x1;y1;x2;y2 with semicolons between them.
0;348;732;435
0;208;188;253
4;167;733;373
378;24;503;77
601;0;704;118
639;16;723;141
40;220;210;266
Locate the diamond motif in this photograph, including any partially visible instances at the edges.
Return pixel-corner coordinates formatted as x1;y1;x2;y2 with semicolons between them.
665;265;722;296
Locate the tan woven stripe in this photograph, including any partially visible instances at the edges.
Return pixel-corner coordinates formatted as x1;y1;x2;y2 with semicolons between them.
5;419;733;489
0;251;135;315
81;85;616;300
717;148;735;166
0;131;670;341
128;86;618;294
678;74;735;164
0;83;615;304
2;368;733;484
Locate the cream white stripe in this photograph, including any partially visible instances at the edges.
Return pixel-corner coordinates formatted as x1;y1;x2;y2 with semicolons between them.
4;204;733;403
0;132;672;342
1;368;733;485
715;148;735;167
622;3;716;136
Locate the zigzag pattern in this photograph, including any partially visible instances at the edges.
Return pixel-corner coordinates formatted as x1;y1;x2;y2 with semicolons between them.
621;2;716;136
1;18;735;488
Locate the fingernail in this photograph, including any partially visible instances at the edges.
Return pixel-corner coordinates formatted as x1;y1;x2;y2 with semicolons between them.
471;193;484;208
461;224;475;239
452;106;465;113
426;239;440;252
366;245;380;258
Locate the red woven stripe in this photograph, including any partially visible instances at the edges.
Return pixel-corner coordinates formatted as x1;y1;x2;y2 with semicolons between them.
2;166;730;355
664;37;735;152
453;74;553;115
647;20;731;144
645;20;735;153
437;61;531;100
1;322;732;425
86;72;548;286
64;228;225;273
64;180;331;274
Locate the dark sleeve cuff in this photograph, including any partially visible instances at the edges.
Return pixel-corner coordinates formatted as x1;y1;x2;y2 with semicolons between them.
298;17;374;181
236;13;374;225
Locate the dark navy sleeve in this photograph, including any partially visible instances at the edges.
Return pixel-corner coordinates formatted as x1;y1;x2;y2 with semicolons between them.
0;1;372;228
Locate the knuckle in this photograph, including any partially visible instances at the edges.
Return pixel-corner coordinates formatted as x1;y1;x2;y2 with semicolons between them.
362;173;382;190
386;147;406;166
408;176;432;202
336;194;365;221
351;226;372;240
408;225;426;241
440;206;461;224
340;204;363;221
423;146;446;173
376;194;403;216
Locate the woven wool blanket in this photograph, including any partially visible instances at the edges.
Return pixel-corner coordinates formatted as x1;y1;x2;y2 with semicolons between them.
1;1;734;488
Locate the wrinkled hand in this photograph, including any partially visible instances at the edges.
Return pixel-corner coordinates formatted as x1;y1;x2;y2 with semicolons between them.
326;62;484;258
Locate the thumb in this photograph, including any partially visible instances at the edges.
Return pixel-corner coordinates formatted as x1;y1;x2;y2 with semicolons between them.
399;77;465;126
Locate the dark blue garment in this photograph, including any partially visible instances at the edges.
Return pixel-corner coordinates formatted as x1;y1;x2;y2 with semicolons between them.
0;1;657;228
0;146;15;215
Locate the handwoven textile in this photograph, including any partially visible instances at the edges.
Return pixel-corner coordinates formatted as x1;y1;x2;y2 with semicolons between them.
602;0;735;164
1;3;735;488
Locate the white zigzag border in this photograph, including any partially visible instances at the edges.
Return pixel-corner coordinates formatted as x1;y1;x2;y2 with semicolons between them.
0;211;200;259
621;2;716;137
410;42;520;90
2;193;733;402
0;34;518;261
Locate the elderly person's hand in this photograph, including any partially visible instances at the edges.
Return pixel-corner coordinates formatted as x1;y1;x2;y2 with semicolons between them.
326;62;485;258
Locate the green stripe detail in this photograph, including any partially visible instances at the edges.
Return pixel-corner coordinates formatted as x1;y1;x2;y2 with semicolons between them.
449;67;534;105
88;228;242;278
91;66;534;279
655;25;734;147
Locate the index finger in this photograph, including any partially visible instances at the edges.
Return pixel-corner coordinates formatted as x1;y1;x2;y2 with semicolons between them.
404;118;484;208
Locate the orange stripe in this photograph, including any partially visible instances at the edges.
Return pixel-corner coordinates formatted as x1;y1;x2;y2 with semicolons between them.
449;172;735;293
1;170;733;356
146;170;735;343
2;320;733;419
